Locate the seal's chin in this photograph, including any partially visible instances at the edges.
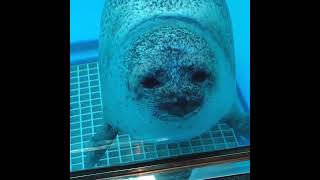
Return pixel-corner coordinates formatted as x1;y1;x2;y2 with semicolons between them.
155;97;203;121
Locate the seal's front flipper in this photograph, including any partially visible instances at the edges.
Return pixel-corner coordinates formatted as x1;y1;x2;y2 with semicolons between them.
84;122;118;169
224;112;250;138
221;101;250;145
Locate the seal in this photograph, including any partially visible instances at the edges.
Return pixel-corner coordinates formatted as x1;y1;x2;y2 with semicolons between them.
85;0;250;170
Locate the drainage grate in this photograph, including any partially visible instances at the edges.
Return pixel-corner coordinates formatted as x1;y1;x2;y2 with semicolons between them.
70;62;240;172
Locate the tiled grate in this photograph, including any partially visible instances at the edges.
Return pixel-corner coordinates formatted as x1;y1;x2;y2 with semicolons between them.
70;62;240;172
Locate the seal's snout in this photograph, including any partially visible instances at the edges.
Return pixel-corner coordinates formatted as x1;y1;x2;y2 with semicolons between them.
158;95;202;118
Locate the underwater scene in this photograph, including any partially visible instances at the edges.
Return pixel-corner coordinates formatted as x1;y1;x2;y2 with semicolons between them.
70;0;250;177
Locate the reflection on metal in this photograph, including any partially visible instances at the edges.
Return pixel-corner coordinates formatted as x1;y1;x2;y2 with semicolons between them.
189;160;250;179
70;40;98;53
215;173;250;180
70;40;98;65
70;146;249;179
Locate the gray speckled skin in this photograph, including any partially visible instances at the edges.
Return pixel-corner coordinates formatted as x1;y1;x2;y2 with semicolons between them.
99;0;235;73
86;0;249;169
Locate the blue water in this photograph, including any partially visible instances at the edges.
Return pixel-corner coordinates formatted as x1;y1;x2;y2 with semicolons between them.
70;0;250;176
228;0;250;108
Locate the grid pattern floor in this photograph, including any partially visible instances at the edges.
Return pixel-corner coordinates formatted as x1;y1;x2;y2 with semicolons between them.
70;62;240;172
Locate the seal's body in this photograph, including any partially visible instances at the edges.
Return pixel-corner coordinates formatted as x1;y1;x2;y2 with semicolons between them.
86;0;249;169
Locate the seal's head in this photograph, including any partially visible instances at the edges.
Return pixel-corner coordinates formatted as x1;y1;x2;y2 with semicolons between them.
99;0;237;143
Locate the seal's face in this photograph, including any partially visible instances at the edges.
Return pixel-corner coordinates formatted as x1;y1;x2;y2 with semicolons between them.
104;24;235;142
126;26;216;121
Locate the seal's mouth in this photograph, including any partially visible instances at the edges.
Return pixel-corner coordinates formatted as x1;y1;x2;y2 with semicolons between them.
156;97;203;120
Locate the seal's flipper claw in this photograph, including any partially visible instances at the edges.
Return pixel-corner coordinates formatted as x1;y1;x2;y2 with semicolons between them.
238;113;250;139
232;113;250;140
84;122;119;169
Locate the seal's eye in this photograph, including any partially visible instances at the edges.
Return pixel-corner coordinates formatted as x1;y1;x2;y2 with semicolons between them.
141;76;160;89
192;71;208;83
